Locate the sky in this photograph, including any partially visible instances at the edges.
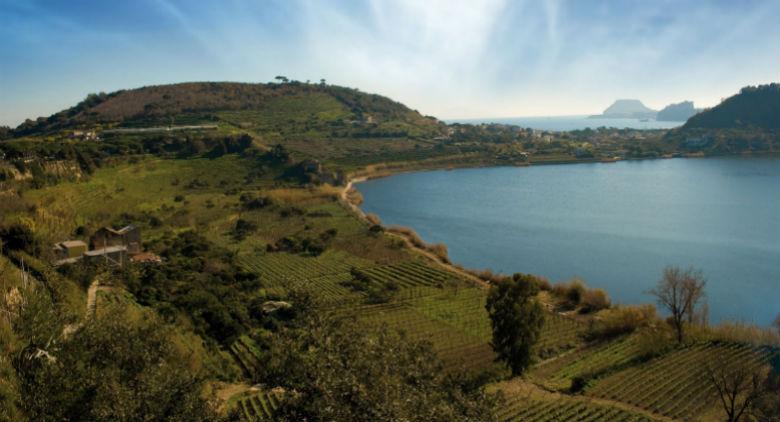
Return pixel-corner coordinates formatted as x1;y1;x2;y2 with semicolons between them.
1;0;779;126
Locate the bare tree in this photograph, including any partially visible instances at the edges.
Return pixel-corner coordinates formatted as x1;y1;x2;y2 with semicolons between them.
648;266;706;343
706;356;770;422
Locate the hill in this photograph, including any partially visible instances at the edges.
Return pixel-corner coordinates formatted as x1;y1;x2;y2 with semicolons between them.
10;81;444;139
683;83;780;129
590;99;656;119
656;101;698;121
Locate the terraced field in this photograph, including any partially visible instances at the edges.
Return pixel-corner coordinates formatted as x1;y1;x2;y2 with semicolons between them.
361;260;463;289
235;390;283;421
238;250;372;286
535;312;587;359
531;335;642;390
498;396;661;422
229;335;264;377
586;342;777;420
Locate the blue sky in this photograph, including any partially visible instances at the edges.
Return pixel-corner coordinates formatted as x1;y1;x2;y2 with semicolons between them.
1;0;778;126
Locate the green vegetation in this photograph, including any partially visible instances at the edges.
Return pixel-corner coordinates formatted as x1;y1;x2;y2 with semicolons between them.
1;81;778;421
486;274;545;376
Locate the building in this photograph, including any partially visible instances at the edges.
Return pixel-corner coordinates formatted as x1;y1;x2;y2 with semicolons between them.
83;245;128;265
52;240;88;260
90;225;141;254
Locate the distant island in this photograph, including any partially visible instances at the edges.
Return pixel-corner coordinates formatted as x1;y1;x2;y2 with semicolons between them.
657;101;699;121
590;99;701;122
589;99;657;119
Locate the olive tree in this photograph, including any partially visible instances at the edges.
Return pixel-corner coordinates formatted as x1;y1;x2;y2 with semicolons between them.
649;266;706;343
485;273;545;376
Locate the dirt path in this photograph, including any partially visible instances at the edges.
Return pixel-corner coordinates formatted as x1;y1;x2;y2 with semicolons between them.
86;277;99;318
339;177;488;289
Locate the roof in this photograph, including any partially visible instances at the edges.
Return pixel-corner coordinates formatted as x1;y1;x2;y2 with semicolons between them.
83;245;128;256
130;252;161;263
96;225;137;236
60;240;87;248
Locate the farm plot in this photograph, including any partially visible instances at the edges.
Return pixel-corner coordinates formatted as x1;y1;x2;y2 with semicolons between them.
586;342;777;420
356;260;467;290
353;301;496;372
530;335;641;390
229;335;263;377
238;250;372;287
498;396;661;422
234;390;283;421
535;312;587;359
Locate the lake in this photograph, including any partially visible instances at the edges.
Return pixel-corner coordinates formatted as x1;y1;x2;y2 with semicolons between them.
357;157;780;326
448;115;682;131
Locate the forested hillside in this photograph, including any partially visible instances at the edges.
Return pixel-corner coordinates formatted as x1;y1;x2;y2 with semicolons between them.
683;83;780;129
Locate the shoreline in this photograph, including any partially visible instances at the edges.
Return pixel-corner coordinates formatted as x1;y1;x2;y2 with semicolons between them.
336;153;780;327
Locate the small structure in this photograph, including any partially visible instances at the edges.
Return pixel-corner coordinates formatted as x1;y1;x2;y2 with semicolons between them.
84;245;128;265
53;240;88;260
90;225;141;254
129;252;162;265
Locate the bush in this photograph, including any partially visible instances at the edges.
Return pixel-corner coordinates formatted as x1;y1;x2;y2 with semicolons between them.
0;223;41;255
586;305;657;340
580;288;611;313
552;278;586;309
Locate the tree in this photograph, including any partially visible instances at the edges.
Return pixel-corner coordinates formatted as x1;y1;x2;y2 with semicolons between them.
485;273;545;376
260;312;499;421
274;75;289;84
706;355;771;422
649;266;706;343
13;306;219;421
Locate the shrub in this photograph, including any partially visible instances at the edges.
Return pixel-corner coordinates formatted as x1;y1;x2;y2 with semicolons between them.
634;326;675;360
586;304;658;340
580;288;611;313
428;243;449;263
365;213;382;226
552;278;586;309
173;194;185;202
232;219;258;241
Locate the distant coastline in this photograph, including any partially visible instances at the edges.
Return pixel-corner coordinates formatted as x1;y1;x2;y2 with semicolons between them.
446;115;683;131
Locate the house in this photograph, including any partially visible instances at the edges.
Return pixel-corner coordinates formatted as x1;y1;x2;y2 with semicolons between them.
83;245;128;265
90;225;141;254
53;240;88;260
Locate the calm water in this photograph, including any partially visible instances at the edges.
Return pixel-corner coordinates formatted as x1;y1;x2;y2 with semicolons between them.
448;115;682;131
358;157;780;326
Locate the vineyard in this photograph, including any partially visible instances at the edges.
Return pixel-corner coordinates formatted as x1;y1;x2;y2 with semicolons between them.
498;395;661;422
530;335;642;390
585;341;778;420
234;390;283;421
229;335;264;377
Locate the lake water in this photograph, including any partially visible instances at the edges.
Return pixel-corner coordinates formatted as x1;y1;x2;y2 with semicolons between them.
357;157;780;326
448;115;682;131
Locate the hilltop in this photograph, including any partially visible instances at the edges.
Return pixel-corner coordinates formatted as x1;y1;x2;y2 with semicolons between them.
10;81;444;139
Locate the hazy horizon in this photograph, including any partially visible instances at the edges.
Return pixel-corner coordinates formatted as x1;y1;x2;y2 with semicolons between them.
2;0;779;127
